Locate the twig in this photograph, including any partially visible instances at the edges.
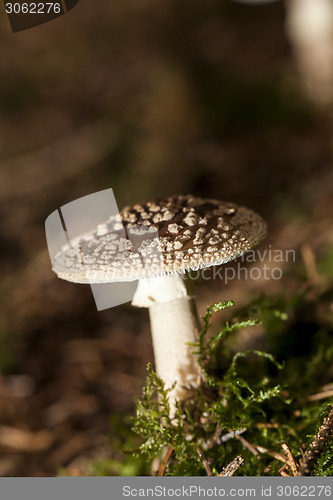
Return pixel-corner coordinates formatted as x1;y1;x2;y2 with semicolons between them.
235;435;259;456
256;445;288;463
321;383;333;392
197;445;212;476
305;389;333;402
158;447;174;476
263;464;271;474
196;364;202;389
281;442;298;476
0;426;53;452
297;403;333;476
277;462;289;475
300;244;319;285
257;422;279;429
211;424;224;446
218;455;244;476
220;427;247;443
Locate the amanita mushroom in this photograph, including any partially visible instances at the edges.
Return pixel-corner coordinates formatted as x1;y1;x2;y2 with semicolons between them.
52;195;266;415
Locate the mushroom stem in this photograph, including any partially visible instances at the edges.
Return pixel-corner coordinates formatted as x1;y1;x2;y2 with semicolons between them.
149;296;200;410
132;274;200;416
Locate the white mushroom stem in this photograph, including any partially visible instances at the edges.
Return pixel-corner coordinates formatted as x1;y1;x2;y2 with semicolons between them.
285;0;333;106
132;273;200;417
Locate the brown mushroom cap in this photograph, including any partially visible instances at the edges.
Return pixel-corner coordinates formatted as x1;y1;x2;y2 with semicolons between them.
53;194;266;284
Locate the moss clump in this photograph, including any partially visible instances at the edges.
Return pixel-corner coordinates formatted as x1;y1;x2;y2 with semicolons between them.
130;294;333;476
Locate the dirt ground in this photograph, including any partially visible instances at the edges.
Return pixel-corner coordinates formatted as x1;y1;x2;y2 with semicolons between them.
0;0;332;475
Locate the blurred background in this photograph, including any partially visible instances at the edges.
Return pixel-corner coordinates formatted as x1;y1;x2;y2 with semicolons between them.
0;0;332;475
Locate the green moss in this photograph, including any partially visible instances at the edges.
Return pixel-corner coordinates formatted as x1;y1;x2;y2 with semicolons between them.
82;279;333;476
315;436;333;476
129;293;333;476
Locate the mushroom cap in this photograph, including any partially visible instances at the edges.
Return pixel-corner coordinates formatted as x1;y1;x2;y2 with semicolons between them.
52;194;266;283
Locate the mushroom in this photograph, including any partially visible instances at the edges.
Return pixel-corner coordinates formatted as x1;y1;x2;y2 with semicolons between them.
228;0;333;106
285;0;333;106
52;195;266;415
